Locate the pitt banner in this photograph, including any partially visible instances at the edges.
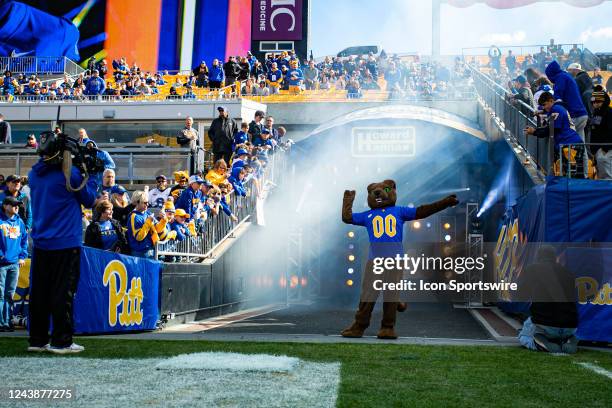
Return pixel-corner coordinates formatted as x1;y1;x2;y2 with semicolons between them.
74;247;161;334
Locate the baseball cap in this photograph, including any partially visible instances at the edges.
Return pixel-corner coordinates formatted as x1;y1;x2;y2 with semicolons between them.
2;196;21;206
217;106;226;112
201;180;213;188
235;148;249;156
567;63;581;70
156;175;167;181
188;175;204;184
175;209;190;218
514;75;527;84
110;185;127;195
5;175;21;183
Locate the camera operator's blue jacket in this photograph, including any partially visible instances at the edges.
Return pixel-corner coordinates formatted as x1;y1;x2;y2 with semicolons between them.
175;187;202;219
29;160;98;250
0;212;28;265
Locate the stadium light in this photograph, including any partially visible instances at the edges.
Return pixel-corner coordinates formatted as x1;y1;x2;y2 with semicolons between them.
443;222;451;230
348;254;355;262
413;221;421;229
348;268;354;274
346;279;354;286
444;234;452;242
347;231;355;238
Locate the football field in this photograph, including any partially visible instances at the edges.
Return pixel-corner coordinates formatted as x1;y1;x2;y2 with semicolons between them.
0;337;610;407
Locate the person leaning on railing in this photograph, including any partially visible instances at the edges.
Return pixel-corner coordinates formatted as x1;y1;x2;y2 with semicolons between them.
127;190;168;259
524;91;586;178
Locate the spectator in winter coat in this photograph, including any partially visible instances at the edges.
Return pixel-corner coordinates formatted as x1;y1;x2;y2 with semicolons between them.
0;175;31;231
567;63;594;119
84;200;128;253
85;70;105;96
223;56;241;90
266;63;283;94
127;190;167;258
0;196;28;331
193;61;209;88
303;61;319;90
286;60;304;94
590;88;612;179
208;106;237;164
545;60;589;140
228;166;247;197
209;59;225;89
175;175;203;220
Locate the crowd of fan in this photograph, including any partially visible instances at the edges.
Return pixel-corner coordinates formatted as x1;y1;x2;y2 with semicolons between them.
2;50;467;101
474;42;612;179
0;111;288;269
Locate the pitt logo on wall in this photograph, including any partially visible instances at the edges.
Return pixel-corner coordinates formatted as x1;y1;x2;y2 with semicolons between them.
494;217;527;300
102;260;144;327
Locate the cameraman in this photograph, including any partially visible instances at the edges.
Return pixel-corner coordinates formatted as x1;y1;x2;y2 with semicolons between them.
27;132;99;354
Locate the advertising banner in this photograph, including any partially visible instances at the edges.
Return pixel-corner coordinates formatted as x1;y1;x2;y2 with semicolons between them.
74;247;161;334
252;0;303;40
495;177;612;342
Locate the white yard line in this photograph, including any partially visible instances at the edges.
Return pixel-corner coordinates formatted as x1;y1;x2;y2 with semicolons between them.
576;362;612;380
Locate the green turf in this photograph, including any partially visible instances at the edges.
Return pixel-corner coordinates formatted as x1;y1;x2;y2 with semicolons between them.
1;337;610;407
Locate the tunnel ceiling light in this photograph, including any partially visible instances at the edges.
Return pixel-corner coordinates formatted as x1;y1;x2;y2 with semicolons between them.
348;244;355;250
426;222;432;228
348;254;355;262
347;231;355;238
346;279;354;286
443;223;451;230
413;221;421;229
348;268;354;274
444;234;452;242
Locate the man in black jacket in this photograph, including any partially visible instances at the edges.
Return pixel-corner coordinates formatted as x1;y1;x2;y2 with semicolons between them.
590;87;612;179
223;56;240;92
517;246;578;354
0;114;11;144
208;106;237;164
568;63;594;119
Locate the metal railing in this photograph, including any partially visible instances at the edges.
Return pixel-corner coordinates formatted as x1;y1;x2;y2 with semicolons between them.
155;149;288;262
0;56;85;76
156;193;257;262
0;93;245;104
468;64;553;176
462;43;585;57
558;143;612;180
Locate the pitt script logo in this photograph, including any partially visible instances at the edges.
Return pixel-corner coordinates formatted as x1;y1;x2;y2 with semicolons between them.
102;260;144;326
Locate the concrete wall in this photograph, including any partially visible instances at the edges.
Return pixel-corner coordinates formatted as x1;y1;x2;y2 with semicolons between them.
267;100;479;125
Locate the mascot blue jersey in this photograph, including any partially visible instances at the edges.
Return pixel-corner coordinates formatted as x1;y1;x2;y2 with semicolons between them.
351;206;416;258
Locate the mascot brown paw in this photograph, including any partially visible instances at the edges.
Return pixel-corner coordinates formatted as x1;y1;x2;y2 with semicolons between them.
377;326;398;340
341;322;367;338
397;302;407;312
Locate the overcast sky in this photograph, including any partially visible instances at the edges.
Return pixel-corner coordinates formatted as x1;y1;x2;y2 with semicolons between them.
310;0;612;56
